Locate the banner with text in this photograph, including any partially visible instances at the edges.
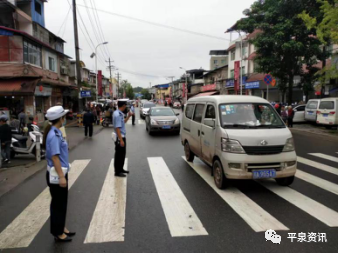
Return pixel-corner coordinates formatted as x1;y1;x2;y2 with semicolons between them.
98;70;102;96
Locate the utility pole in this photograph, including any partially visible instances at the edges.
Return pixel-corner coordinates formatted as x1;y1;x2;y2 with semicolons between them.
72;0;83;111
116;72;121;98
106;58;114;98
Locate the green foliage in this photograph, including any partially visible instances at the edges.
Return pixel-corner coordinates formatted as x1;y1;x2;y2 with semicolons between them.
133;86;143;93
238;0;326;103
125;84;135;99
141;89;151;100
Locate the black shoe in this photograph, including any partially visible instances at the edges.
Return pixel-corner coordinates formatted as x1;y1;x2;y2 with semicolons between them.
121;170;129;174
64;231;76;237
115;173;126;177
54;236;72;242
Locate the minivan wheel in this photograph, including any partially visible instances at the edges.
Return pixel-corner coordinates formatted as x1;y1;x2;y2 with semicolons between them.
213;160;228;189
275;176;294;186
184;142;195;162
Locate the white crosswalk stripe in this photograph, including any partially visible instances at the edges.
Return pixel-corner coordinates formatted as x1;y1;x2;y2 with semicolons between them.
0;160;91;249
148;157;208;237
297;156;338;176
259;180;338;227
309;153;338;163
182;157;289;232
296;169;338;195
85;159;128;243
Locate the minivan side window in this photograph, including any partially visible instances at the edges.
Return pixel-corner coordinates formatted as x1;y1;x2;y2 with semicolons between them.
193;104;205;123
205;105;216;119
297;106;305;111
185;104;195;119
319;101;334;110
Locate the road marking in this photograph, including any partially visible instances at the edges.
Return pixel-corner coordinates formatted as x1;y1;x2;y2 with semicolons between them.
138;120;145;125
297;156;338;176
148;157;208;237
296;170;338;195
84;159;128;243
309;153;338;163
0;160;91;249
259;180;338;227
183;157;288;232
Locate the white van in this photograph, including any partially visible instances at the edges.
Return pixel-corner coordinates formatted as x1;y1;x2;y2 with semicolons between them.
317;97;338;127
181;95;297;189
305;99;321;122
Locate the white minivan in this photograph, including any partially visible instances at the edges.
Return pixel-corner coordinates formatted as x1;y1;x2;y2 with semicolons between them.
305;99;321;122
181;95;297;189
317;98;338;127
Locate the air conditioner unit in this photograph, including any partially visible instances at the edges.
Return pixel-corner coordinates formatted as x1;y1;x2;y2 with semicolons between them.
60;66;68;75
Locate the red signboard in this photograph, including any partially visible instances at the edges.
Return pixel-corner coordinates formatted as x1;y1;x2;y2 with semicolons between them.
234;61;240;93
98;70;102;96
182;83;186;98
109;82;112;97
201;84;216;92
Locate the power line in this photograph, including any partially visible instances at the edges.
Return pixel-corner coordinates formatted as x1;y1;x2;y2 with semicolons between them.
77;4;230;41
90;0;111;59
57;5;71;36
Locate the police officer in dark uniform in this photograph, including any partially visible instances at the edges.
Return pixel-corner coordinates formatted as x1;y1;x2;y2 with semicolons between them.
113;100;133;177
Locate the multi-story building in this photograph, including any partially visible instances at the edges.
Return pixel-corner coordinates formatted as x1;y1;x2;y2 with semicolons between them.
209;50;228;70
0;0;75;123
202;65;228;95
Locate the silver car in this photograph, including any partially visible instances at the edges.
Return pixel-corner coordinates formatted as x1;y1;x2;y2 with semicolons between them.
140;103;156;119
145;107;181;135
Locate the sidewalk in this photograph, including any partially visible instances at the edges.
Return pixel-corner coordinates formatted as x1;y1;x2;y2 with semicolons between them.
0;124;103;198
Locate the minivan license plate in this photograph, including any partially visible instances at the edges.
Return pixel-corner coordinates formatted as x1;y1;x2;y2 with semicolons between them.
252;169;276;179
323;114;329;117
162;125;171;129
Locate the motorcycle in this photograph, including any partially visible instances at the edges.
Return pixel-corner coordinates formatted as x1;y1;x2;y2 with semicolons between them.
101;117;113;128
10;124;45;159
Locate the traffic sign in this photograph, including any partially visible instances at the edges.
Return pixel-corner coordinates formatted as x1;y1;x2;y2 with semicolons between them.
264;74;273;85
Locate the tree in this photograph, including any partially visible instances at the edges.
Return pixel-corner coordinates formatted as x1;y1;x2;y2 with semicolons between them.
299;0;338;83
125;84;135;99
238;0;326;104
133;86;143;93
141;89;151;100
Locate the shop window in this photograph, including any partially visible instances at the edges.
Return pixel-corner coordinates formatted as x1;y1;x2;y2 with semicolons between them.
35;1;42;15
23;40;42;67
230;69;234;79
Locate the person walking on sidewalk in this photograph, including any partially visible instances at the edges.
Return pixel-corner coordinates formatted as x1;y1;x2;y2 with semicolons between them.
131;102;136;125
43;106;75;242
287;106;295;128
0;115;12;164
113;100;133;177
83;108;95;138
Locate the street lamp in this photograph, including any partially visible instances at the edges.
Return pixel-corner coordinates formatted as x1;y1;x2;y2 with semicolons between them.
236;32;243;95
180;67;188;104
92;42;108;103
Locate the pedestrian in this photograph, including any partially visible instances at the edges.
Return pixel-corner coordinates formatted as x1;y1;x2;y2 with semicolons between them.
96;104;101;125
9;115;20;131
18;109;26;134
43;106;74;242
0;115;12;164
130;102;136;125
287;106;294;128
83;108;95;138
281;106;288;123
181;103;184;112
274;103;281;116
113;100;133;177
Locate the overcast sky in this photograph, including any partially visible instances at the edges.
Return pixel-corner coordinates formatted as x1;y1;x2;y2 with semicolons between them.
45;0;255;88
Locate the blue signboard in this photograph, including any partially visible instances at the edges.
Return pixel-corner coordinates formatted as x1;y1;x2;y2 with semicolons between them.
245;81;260;89
225;77;247;88
81;91;91;98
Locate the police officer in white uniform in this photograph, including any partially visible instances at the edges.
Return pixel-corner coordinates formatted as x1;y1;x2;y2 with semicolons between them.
113;100;133;177
43;106;75;242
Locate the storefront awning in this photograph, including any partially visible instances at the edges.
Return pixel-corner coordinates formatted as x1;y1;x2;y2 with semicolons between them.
193;91;218;98
0;78;40;96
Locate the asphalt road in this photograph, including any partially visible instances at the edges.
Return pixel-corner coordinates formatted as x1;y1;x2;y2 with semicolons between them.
1;107;338;253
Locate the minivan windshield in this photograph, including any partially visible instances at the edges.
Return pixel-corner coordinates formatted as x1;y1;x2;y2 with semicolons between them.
306;101;318;109
219;103;285;129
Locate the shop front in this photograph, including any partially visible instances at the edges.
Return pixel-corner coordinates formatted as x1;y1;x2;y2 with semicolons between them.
225;77;248;95
34;85;52;124
0;78;40;119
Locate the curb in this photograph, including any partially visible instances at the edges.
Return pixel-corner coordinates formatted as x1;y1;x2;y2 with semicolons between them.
0;126;103;198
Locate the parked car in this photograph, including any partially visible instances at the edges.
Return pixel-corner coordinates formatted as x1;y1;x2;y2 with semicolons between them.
145;107;180;135
305;99;321;122
140;103;156;119
173;101;181;108
293;105;306;123
181;95;297;189
317;97;338;128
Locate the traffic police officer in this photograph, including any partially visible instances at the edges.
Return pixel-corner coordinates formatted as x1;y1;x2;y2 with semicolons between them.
113;100;132;177
43;106;75;242
131;102;136;125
